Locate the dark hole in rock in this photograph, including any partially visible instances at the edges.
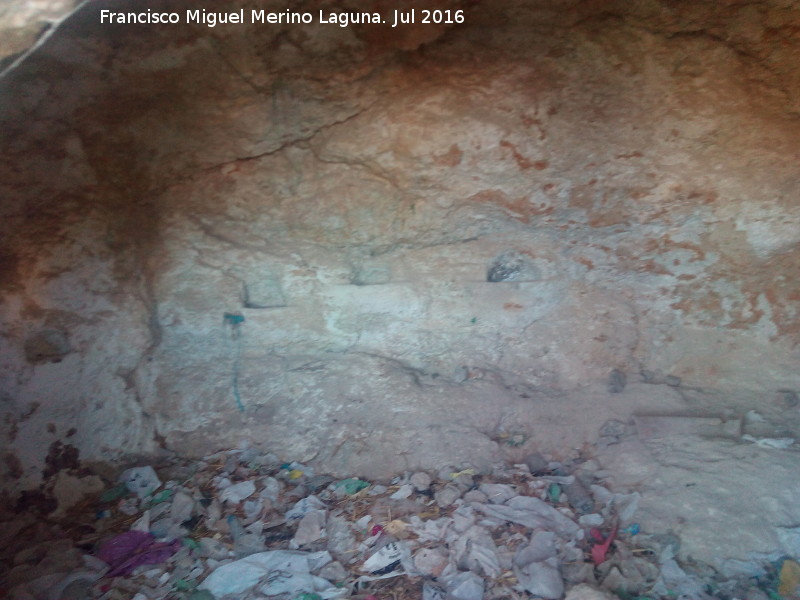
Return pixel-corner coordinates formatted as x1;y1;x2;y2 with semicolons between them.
487;252;541;282
23;329;71;364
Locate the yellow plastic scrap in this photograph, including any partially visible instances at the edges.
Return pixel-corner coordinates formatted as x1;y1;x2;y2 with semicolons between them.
779;559;800;598
450;468;475;479
289;469;304;480
384;519;409;539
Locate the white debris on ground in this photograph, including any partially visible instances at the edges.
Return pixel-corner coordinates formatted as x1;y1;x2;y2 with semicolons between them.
2;418;800;600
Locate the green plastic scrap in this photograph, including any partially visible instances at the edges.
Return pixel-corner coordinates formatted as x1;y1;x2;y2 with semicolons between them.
182;537;200;550
548;483;561;503
295;594;322;600
336;478;370;495
100;483;129;503
147;489;174;506
174;579;194;592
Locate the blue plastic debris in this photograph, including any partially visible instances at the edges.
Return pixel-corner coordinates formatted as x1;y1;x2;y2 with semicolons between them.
223;313;245;326
624;523;641;536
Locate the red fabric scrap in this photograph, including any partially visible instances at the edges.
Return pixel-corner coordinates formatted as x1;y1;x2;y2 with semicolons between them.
590;523;619;566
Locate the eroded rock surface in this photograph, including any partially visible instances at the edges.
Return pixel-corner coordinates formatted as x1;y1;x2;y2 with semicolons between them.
1;0;799;502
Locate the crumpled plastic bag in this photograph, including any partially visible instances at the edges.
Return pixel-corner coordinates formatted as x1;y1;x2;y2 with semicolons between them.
514;557;564;599
362;541;411;575
97;530;180;577
336;478;370;495
285;495;327;522
651;553;714;600
590;485;640;523
326;514;359;564
452;525;501;578
220;480;256;504
444;571;484;600
198;550;343;598
119;466;161;500
170;491;195;523
514;530;558;565
291;508;327;548
473;496;579;539
423;582;447;600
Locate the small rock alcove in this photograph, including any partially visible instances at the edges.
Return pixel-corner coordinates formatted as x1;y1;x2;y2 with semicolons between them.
1;0;799;595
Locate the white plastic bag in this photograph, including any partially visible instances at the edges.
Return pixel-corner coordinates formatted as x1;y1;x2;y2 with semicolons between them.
198;550;338;597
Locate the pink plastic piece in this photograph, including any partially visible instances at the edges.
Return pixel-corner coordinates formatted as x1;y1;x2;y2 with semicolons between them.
97;530;180;577
590;524;618;566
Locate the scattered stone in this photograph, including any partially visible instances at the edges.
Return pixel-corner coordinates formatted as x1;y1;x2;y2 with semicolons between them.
435;484;462;507
523;452;549;475
463;489;488;503
563;477;594;515
665;375;682;387
410;471;432;492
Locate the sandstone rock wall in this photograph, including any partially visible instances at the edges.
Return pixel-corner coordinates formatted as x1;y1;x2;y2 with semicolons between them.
1;0;799;492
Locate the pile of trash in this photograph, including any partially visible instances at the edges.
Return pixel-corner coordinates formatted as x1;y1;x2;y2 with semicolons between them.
2;444;798;600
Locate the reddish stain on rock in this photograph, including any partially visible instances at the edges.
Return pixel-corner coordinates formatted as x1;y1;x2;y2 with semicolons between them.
434;144;463;167
468;189;554;224
499;140;546;171
575;257;595;270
